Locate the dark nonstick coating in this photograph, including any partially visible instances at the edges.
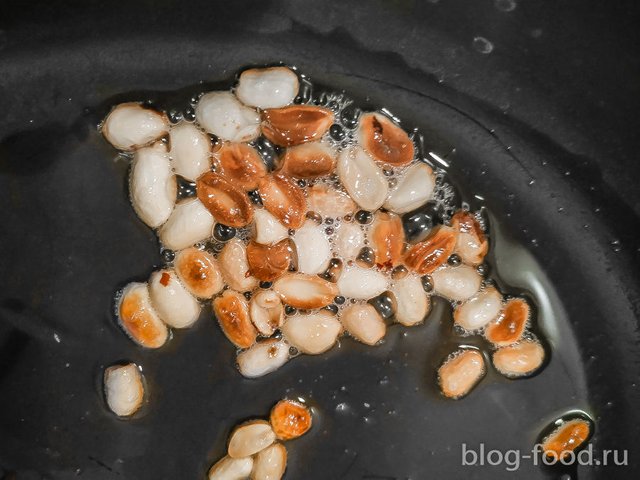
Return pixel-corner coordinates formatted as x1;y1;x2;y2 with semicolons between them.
1;1;639;479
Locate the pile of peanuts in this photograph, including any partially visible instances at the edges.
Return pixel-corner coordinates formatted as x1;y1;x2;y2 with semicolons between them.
207;399;312;480
96;65;591;478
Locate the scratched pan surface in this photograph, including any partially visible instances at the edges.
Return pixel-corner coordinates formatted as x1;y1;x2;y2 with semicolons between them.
1;1;640;479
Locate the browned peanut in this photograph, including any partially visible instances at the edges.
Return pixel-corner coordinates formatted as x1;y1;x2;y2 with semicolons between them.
196;172;254;227
357;112;414;166
404;226;457;275
279;141;336;178
246;239;293;282
270;399;313;440
540;419;592;461
118;282;168;349
174;247;224;299
216;142;267;191
213;290;257;349
258;173;307;229
261;105;334;147
371;211;405;269
485;298;529;346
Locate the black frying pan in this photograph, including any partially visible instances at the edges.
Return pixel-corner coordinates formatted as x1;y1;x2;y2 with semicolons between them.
1;1;639;479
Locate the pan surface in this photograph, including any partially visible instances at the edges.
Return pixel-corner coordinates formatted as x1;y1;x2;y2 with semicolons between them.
1;1;639;479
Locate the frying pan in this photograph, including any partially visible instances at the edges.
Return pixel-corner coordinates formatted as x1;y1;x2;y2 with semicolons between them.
1;1;639;478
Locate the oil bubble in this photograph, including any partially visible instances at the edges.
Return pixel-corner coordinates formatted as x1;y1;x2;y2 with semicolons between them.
472;37;494;54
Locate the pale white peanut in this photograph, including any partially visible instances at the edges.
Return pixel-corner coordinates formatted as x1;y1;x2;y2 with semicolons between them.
158;199;214;251
148;269;201;328
104;363;145;417
102;102;168;150
129;142;176;228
